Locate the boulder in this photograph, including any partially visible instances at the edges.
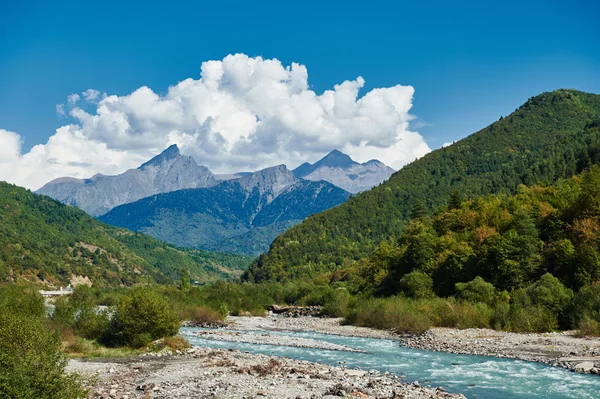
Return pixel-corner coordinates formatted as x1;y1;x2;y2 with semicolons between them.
574;361;595;373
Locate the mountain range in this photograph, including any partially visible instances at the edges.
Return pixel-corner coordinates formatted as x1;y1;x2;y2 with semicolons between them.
37;147;394;217
99;165;351;256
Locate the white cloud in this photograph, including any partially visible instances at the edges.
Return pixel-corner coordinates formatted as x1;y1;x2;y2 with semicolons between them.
0;53;431;190
56;104;65;115
82;89;100;102
67;93;80;104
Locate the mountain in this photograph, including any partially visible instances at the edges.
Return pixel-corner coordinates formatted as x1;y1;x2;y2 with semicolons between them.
99;165;351;256
36;145;218;216
244;89;600;282
293;150;395;193
0;182;252;287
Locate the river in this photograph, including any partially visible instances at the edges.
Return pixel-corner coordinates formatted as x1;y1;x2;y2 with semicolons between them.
181;327;600;399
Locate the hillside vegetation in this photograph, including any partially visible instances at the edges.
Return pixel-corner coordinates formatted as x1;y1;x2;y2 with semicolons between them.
0;183;251;287
100;176;350;256
245;90;600;282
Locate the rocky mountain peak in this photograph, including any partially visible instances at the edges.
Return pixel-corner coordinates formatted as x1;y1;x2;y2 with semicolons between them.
238;165;298;200
138;144;182;170
316;149;357;169
292;150;394;194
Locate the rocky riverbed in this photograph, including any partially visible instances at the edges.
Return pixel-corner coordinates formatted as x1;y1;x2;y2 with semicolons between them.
68;347;464;399
400;327;600;374
227;315;397;339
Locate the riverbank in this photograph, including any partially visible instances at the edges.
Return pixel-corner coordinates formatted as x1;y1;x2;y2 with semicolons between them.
67;346;465;398
226;316;600;375
401;327;600;374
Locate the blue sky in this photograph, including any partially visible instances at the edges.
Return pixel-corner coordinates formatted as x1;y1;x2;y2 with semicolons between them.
0;0;599;188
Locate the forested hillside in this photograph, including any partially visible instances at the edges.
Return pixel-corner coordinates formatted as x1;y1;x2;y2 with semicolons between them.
245;90;600;282
0;183;251;287
338;165;600;296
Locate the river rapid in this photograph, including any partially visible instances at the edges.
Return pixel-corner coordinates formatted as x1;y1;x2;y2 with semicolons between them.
181;326;600;399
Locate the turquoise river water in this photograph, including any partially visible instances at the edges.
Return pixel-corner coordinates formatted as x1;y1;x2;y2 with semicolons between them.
180;327;600;399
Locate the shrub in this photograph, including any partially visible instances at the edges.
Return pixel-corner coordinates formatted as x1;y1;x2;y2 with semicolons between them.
185;306;223;324
455;277;496;305
509;305;558;332
106;287;180;348
577;318;600;337
570;283;600;328
429;299;493;329
0;310;86;398
526;273;573;314
321;288;350;317
346;297;432;334
399;271;435;299
0;284;45;317
155;336;191;352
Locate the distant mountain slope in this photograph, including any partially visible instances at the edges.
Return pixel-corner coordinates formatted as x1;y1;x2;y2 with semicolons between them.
99;165;351;256
244;89;600;282
36;145;218;216
293;150;395;193
0;182;251;287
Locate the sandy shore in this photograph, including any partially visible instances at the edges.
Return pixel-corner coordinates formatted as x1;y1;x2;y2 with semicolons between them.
68;347;464;398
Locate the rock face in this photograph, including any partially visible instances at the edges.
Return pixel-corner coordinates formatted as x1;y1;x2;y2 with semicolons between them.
293;150;395;194
99;165;351;256
36;145;218;216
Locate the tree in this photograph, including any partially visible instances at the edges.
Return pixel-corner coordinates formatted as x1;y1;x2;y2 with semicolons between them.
399;271;435;299
0;287;86;398
180;267;191;292
107;288;180;348
448;190;463;210
455;277;496;305
411;199;429;219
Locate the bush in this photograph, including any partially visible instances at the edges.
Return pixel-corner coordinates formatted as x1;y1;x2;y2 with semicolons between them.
0;284;45;317
455;277;496;305
399;271;435;299
570;283;600;328
0;305;86;398
509;305;558;332
321;288;350;317
154;336;191;352
526;273;573;314
577;318;600;337
346;297;432;334
428;299;493;329
106;287;180;348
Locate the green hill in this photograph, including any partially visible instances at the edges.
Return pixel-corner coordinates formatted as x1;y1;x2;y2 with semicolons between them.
0;182;252;287
244;89;600;282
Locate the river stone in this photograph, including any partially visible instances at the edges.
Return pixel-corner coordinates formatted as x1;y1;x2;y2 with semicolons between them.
574;361;594;373
345;369;366;377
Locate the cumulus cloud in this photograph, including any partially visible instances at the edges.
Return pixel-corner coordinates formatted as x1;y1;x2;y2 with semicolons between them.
0;54;431;190
67;93;80;104
82;89;100;102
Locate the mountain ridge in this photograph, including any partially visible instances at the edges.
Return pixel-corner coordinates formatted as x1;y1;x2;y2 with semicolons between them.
36;145;218;216
244;89;600;282
99;164;351;256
